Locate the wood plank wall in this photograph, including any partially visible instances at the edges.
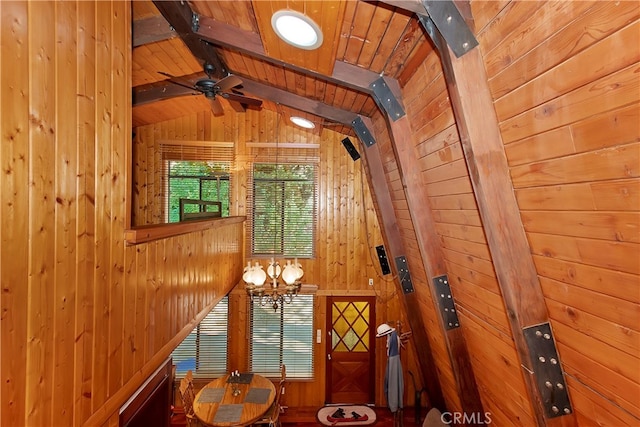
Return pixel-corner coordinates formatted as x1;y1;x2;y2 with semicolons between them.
132;108;423;408
480;1;639;424
370;0;639;425
0;2;244;427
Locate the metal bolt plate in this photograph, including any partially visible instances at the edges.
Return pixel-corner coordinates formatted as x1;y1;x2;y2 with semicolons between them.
523;322;572;418
420;0;478;58
432;275;459;330
352;116;376;147
395;256;414;294
370;77;406;121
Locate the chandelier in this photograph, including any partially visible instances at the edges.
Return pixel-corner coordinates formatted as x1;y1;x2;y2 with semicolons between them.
244;258;304;310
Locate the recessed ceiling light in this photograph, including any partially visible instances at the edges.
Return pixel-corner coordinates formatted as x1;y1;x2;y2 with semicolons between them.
271;10;323;50
290;116;315;129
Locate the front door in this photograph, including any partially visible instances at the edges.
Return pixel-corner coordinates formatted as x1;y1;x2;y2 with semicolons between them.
325;296;376;404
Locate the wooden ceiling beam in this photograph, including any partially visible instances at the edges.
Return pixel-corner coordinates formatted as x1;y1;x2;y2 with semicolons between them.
152;0;228;79
355;116;447;412
367;78;485;417
137;1;381;94
430;19;576;427
376;0;473;23
132;15;176;48
227;79;358;125
133;71;358;125
195;15;381;94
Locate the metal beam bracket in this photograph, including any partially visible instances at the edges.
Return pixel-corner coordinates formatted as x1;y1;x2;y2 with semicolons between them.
352;116;377;147
395;256;414;294
420;1;478;58
523;323;573;418
432;275;460;330
370;77;405;121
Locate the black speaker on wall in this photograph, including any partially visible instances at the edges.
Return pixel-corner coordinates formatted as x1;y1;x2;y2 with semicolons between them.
341;137;361;161
376;245;391;275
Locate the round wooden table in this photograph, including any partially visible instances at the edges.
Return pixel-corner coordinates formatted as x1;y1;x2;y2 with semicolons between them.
193;373;276;426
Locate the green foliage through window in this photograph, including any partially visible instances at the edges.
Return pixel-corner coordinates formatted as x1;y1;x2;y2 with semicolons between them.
252;163;316;257
168;160;230;222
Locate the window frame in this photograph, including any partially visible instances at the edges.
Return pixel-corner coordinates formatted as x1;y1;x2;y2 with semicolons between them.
166;161;231;222
248;162;318;259
159;141;235;223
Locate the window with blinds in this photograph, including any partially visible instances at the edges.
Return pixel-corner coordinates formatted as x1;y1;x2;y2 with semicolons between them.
246;143;319;258
249;295;314;379
159;141;234;223
250;163;317;257
171;297;229;380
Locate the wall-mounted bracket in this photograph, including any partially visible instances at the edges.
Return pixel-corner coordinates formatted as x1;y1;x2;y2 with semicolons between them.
370;77;405;121
432;275;460;330
523;323;573;418
419;1;478;58
395;256;414;294
352;116;377;147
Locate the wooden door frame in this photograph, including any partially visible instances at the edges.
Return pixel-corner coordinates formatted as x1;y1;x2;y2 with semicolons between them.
325;295;376;404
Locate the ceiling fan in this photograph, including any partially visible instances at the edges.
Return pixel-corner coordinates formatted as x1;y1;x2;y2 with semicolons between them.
159;63;262;116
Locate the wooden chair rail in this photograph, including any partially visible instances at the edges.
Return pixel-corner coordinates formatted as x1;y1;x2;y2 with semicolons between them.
124;216;245;245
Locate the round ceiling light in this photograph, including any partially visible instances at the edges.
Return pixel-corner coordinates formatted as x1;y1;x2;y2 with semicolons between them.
290;116;315;129
271;10;323;50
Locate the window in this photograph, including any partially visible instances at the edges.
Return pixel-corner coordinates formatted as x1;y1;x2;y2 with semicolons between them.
159;141;234;223
171;297;228;380
249;295;314;379
249;163;317;257
168;160;230;222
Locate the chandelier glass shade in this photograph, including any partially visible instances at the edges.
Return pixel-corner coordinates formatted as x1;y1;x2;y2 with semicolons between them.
244;258;304;310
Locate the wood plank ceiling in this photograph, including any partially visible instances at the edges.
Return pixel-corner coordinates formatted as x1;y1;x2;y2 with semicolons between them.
131;0;434;133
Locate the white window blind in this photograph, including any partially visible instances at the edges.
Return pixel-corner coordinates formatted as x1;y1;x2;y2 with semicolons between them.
249;295;314;379
246;144;318;258
171;297;229;380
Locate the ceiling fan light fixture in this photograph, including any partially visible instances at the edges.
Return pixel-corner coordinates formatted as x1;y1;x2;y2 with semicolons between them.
271;10;323;50
290;116;315;129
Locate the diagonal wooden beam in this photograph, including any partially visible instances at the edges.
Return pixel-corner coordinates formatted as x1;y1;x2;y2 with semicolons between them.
194;15;380;94
368;77;485;417
132;15;176;48
356;116;447;412
376;0;473;23
427;15;577;427
238;79;358;125
135;3;381;94
152;0;227;79
133;71;358;125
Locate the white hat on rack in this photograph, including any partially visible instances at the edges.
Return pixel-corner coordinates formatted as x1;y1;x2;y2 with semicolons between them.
376;323;395;338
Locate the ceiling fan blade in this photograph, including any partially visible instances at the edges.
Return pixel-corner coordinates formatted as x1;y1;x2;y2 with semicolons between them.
207;97;224;116
158;71;197;92
221;92;263;107
214;75;243;92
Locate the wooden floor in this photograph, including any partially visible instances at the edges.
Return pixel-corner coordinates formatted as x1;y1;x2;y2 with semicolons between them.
171;406;425;426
